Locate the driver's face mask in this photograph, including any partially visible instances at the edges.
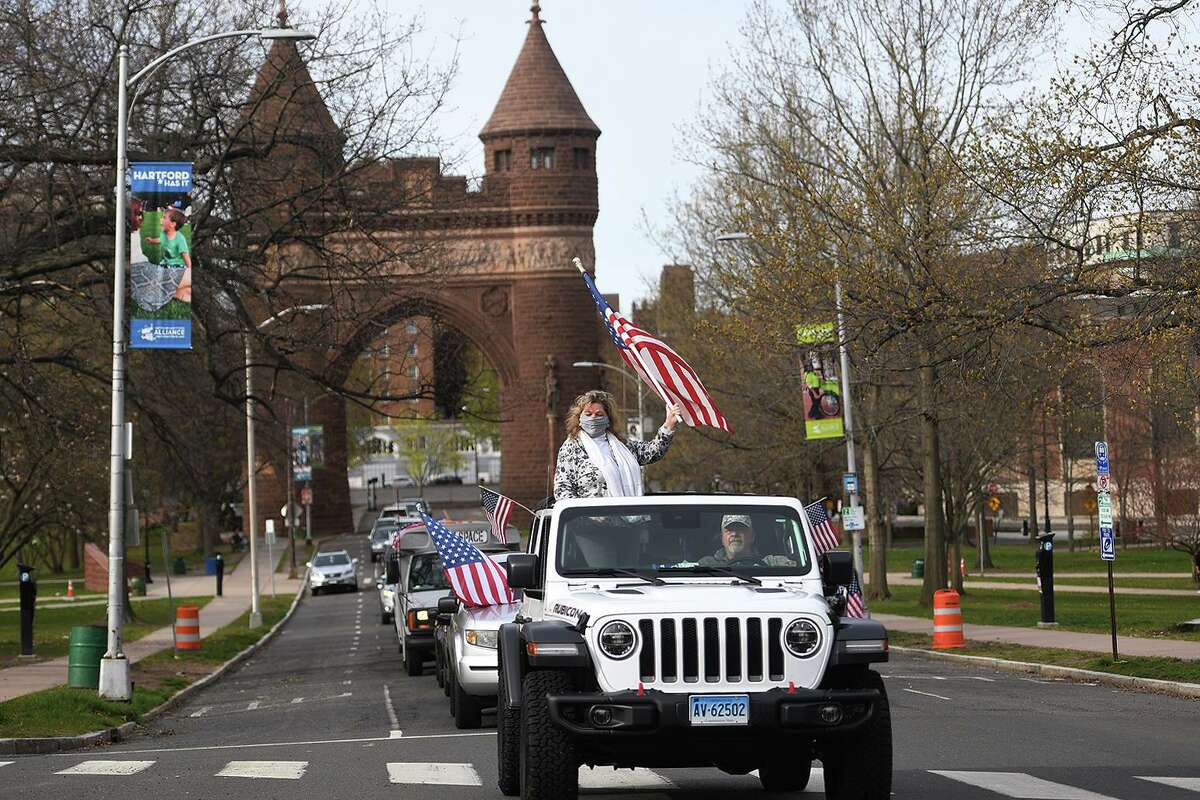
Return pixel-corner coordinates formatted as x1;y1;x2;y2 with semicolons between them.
581;413;609;437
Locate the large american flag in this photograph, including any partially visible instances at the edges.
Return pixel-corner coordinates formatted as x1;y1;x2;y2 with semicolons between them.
480;486;514;544
803;499;841;555
846;570;867;618
578;261;731;433
421;512;515;608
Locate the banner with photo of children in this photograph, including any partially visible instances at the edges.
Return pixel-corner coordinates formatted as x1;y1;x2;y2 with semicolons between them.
292;425;325;481
795;322;845;440
128;162;193;349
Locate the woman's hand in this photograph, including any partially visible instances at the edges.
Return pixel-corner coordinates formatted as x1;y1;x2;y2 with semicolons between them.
663;401;683;432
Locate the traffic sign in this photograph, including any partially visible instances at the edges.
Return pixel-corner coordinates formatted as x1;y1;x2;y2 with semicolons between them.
1096;474;1112;493
1095;441;1110;476
1099;525;1115;561
987;495;1002;513
841;505;865;531
300;487;313;506
1097;492;1113;526
843;473;859;495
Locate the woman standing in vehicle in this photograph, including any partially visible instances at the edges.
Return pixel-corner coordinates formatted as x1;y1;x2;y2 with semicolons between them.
553;389;681;500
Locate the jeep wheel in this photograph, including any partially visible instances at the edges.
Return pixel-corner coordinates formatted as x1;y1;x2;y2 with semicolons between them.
821;669;891;800
758;751;812;792
519;670;577;800
403;640;423;677
496;652;520;796
454;674;482;729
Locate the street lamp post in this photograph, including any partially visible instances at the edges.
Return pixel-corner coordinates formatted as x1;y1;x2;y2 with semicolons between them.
244;305;328;629
716;232;865;582
101;24;317;700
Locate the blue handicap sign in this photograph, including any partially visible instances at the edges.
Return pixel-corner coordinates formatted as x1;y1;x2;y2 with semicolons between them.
1099;525;1115;561
1095;441;1110;476
843;473;859;495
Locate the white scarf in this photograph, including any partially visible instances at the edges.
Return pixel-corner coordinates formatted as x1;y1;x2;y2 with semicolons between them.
576;431;643;497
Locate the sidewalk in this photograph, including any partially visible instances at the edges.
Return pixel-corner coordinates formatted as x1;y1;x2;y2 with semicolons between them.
875;613;1200;660
0;538;302;703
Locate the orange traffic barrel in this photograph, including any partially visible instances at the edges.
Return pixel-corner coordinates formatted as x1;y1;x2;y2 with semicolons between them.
932;589;964;649
175;605;201;651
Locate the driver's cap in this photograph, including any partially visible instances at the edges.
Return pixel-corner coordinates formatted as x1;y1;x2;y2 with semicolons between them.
721;514;752;530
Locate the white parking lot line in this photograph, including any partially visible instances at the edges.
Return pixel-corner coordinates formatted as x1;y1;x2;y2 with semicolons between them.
57;760;156;776
217;761;308;780
190;706;212;717
1138;777;1200;791
930;771;1122;799
387;762;481;786
246;701;260;710
578;766;673;790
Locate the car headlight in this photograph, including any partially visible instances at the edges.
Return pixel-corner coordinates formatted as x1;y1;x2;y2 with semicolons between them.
784;619;821;658
416;609;430;622
466;629;498;649
598;620;637;660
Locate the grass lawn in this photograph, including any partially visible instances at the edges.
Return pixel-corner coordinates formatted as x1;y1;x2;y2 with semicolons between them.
873;541;1193;575
870;584;1200;641
890;631;1200;684
0;596;212;666
0;594;294;739
965;575;1199;591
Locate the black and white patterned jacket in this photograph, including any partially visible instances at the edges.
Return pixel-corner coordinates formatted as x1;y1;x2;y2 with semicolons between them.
552;427;675;500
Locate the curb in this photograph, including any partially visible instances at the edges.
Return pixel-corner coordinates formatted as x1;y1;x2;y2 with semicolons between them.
891;645;1200;700
0;573;309;756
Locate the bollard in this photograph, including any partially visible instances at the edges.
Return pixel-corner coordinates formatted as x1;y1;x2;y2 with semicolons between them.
175;605;201;651
1035;532;1057;626
215;554;225;597
18;563;36;657
932;589;964;649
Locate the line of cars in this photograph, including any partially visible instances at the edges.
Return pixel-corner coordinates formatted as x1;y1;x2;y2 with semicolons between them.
372;494;892;800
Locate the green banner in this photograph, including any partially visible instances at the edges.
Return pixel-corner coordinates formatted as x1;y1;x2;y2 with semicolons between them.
796;323;844;440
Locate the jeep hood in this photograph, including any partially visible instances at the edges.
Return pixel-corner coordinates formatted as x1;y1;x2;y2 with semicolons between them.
546;581;830;621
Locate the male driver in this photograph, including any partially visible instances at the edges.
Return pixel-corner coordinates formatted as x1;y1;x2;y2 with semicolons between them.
699;515;794;566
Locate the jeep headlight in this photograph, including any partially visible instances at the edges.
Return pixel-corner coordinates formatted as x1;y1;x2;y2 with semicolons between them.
784;619;821;658
598;620;637;660
466;629;498;649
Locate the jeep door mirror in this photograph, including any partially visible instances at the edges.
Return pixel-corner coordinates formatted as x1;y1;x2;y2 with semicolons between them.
505;553;540;589
385;556;400;585
437;596;459;615
819;550;853;591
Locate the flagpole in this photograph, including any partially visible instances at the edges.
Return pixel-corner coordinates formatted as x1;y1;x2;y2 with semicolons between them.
572;258;681;426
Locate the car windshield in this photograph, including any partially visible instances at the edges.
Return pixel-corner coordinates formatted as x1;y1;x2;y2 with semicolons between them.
371;527;396;542
314;552;350;567
555;504;812;577
408;553;451;591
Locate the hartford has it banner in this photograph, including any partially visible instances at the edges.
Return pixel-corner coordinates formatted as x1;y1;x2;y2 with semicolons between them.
796;322;845;440
128;162;193;349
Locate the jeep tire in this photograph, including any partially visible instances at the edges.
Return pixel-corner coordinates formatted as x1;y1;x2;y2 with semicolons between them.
519;670;577;800
496;651;520;796
758;750;812;792
821;669;892;800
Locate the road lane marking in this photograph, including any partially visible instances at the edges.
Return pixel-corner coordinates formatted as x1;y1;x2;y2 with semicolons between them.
388;762;481;786
389;730;404;739
57;760;156;776
190;706;212;717
383;684;401;731
1138;777;1200;791
750;766;823;793
578;766;674;790
0;762;11;768
217;761;308;780
247;701;260;710
902;688;951;701
930;771;1122;799
74;731;498;755
290;697;304;704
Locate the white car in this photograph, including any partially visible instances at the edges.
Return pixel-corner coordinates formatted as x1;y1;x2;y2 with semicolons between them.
308;549;359;595
379;499;427;522
438;550;522;729
494;495;891;799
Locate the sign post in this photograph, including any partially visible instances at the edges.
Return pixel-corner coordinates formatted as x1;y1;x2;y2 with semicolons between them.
1095;441;1118;661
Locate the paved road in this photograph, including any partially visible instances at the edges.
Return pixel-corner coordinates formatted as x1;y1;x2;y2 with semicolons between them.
4;531;1199;799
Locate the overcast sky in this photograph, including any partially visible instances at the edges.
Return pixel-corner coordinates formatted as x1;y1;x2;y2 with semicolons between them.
402;1;1103;309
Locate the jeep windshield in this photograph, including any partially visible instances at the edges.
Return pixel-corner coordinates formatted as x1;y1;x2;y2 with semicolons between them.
556;504;813;578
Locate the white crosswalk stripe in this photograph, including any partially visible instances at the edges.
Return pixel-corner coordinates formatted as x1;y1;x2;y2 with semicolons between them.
386;762;481;786
56;760;156;776
0;761;13;768
578;766;673;790
930;770;1123;799
1138;777;1200;792
217;760;308;780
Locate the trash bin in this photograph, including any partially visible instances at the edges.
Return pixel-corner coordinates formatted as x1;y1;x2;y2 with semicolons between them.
911;559;925;578
67;625;106;688
173;557;187;575
204;556;219;576
130;576;146;596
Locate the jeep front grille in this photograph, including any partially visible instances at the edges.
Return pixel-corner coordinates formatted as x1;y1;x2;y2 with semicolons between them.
634;616;785;684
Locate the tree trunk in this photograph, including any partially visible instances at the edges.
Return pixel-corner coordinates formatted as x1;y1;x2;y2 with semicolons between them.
195;499;220;554
919;362;946;606
949;527;964;593
862;395;890;600
980;514;995;569
1027;453;1038;546
68;530;80;570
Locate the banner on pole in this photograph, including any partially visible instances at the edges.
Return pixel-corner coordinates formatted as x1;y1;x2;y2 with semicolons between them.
292;425;324;481
129;162;194;349
796;323;845;440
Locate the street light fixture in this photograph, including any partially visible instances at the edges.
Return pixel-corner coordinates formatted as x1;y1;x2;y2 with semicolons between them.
101;24;317;700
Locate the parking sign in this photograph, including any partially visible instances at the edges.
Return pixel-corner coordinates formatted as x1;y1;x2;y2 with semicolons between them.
1099;526;1115;561
1095;441;1110;476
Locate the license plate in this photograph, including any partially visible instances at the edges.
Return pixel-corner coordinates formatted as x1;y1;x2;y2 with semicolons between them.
688;694;749;726
460;529;489;544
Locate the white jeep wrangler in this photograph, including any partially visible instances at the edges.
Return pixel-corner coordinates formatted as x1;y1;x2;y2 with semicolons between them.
496;496;891;800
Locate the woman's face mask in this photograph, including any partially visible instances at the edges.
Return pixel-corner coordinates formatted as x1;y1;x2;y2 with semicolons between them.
580;413;609;437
